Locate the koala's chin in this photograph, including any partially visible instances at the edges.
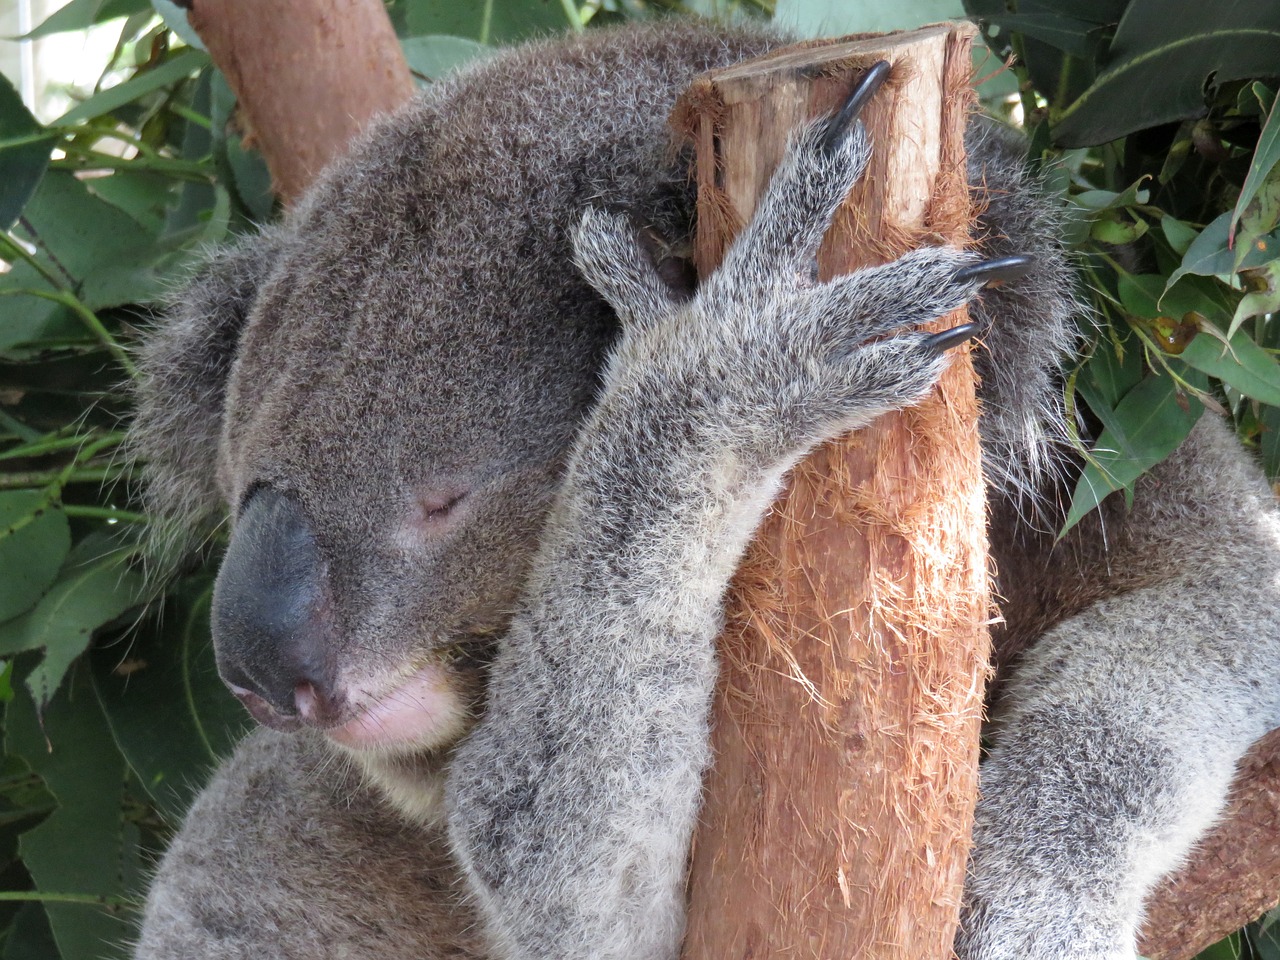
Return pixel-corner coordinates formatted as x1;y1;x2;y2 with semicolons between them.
328;651;491;827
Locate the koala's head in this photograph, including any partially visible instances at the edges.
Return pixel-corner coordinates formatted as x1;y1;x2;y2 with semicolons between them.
131;22;784;770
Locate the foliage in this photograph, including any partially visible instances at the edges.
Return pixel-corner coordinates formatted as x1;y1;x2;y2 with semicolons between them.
0;0;1275;957
968;0;1280;536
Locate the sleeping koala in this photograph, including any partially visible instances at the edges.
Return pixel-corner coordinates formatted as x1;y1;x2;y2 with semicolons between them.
130;19;1280;960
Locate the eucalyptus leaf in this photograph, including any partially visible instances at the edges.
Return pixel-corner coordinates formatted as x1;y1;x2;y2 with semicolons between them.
404;0;567;44
92;575;249;825
52;49;208;127
1;902;59;960
1232;97;1280;241
0;544;146;707
777;0;964;34
402;35;491;80
0;492;70;624
1063;370;1205;534
7;664;134;960
150;0;205;50
1052;0;1280;146
1160;215;1198;256
1180;329;1280;407
976;12;1102;58
0;75;52;233
1167;211;1280;288
15;0;150;39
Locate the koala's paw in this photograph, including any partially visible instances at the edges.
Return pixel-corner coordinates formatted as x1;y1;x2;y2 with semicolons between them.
574;65;1031;464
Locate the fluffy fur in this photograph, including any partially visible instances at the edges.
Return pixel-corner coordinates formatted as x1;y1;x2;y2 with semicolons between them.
129;20;1280;960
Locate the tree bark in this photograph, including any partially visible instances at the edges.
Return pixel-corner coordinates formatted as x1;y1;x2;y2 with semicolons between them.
675;25;990;960
1139;727;1280;959
183;0;414;204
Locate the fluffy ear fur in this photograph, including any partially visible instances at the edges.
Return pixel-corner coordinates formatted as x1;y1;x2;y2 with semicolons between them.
130;227;291;564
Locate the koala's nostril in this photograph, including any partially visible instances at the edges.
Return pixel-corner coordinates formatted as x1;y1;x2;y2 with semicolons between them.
212;488;340;729
293;680;345;725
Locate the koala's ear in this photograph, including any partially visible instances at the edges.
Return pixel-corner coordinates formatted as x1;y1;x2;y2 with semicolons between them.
131;227;289;563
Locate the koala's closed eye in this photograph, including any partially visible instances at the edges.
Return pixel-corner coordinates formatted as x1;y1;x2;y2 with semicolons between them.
411;489;470;532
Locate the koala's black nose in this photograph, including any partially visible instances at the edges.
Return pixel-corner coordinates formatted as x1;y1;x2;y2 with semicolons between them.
212;488;343;728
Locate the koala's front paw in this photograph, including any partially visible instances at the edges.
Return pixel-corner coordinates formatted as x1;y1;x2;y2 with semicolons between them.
574;65;1030;465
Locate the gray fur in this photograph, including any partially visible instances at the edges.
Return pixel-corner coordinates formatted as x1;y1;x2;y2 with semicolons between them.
128;20;1280;960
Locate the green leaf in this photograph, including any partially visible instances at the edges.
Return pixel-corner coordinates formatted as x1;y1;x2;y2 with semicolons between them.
978;12;1104;58
401;35;491;80
403;0;567;44
0;492;71;624
1167;211;1280;288
6;663;134;960
52;48;208;127
16;0;151;39
91;574;249;825
2;902;59;960
1160;215;1198;256
150;0;205;50
1052;0;1280;146
85;170;175;233
778;0;965;34
0;75;52;233
1064;370;1205;534
1180;329;1280;406
0;543;146;708
1232;96;1280;241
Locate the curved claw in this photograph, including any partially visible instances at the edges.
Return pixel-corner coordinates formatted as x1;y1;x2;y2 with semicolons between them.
923;322;980;355
819;60;892;154
953;255;1034;287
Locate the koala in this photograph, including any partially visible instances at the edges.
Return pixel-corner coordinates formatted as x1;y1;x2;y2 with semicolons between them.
128;19;1280;960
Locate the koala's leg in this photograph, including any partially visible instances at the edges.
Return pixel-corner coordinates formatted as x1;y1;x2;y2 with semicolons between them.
958;418;1280;960
445;74;1024;960
134;729;480;960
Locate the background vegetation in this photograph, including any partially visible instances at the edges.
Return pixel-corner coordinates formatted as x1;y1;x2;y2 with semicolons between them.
0;0;1275;956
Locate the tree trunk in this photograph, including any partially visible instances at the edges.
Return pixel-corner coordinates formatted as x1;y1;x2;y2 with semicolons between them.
182;0;414;204
675;25;990;960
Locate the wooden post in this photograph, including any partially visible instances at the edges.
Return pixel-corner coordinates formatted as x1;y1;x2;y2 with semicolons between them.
183;0;415;204
676;24;988;960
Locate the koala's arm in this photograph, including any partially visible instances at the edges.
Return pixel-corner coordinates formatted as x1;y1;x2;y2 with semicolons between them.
445;91;1002;960
958;419;1280;960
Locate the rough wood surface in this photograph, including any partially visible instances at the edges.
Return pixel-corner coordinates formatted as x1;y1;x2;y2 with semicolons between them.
184;0;414;203
677;24;989;960
1140;727;1280;959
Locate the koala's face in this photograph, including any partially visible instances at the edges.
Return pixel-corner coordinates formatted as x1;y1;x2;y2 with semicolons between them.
205;156;617;759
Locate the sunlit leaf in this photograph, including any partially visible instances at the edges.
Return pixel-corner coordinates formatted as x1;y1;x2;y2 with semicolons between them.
15;0;150;39
52;49;208;127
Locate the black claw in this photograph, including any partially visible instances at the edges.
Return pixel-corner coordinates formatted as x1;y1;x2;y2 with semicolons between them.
819;60;892;154
953;255;1034;287
924;323;980;355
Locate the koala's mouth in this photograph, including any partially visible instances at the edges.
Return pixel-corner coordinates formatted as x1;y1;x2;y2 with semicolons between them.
325;637;496;752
